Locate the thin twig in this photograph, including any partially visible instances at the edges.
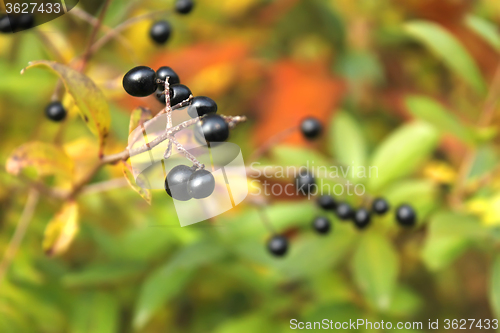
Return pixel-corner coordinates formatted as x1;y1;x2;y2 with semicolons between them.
81;178;129;195
0;189;40;285
88;9;170;58
70;7;137;62
249;125;298;162
79;0;113;72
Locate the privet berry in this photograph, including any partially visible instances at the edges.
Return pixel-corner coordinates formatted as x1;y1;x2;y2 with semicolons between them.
187;96;217;118
372;197;390;215
312;216;331;235
187;169;215;199
396;204;416;227
353;208;371;229
0;15;13;33
267;235;288;257
335;202;353;221
156;66;180;90
123;66;157;97
175;0;194;14
199;114;229;142
317;195;336;210
17;13;34;30
295;170;315;195
45;101;67;122
150;20;172;45
300;117;322;140
156;84;192;105
164;165;194;201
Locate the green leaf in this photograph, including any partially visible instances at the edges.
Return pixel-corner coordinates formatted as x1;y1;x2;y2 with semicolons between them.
6;141;74;181
63;263;145;287
122;162;152;205
421;212;484;270
70;292;119;333
133;241;224;330
465;15;500;52
490;254;500;320
404;20;487;94
405;95;476;145
22;61;111;153
352;233;399;310
43;201;79;256
368;122;439;191
329;111;367;167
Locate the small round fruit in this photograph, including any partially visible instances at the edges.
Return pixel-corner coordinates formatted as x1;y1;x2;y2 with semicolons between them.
372;197;390;215
353;208;371;229
175;0;194;14
312;216;331;235
300;117;322;140
317;195;336;210
336;202;353;221
45;101;67;122
267;235;288;257
188;169;215;199
199;114;229;142
0;15;15;33
295;170;315;195
187;96;217;118
123;66;157;97
17;14;34;30
156;66;180;90
396;204;416;227
164;165;194;201
150;20;172;45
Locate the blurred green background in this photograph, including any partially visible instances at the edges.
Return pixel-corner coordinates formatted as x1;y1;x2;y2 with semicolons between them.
1;0;500;332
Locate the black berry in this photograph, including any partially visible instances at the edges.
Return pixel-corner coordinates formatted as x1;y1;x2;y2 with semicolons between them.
336;202;353;221
300;117;322;140
123;66;157;97
165;165;194;201
150;20;172;45
175;0;194;14
156;84;192;105
198;114;229;142
317;195;336;210
0;15;15;33
187;96;217;118
295;170;315;195
312;216;331;235
17;14;34;30
156;66;180;90
267;235;288;257
372;198;390;215
353;208;371;229
187;169;215;199
45;101;67;122
396;204;417;227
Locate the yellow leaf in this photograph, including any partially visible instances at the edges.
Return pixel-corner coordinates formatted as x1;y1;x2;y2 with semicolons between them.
466;194;500;226
6;141;74;180
129;107;153;134
22;61;111;154
423;161;457;184
43;201;79;256
122;163;152;205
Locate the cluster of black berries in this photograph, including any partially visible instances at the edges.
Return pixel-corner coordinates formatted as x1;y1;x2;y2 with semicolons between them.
266;118;416;257
149;0;194;45
123;64;233;202
0;13;34;33
165;165;215;201
313;194;416;231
